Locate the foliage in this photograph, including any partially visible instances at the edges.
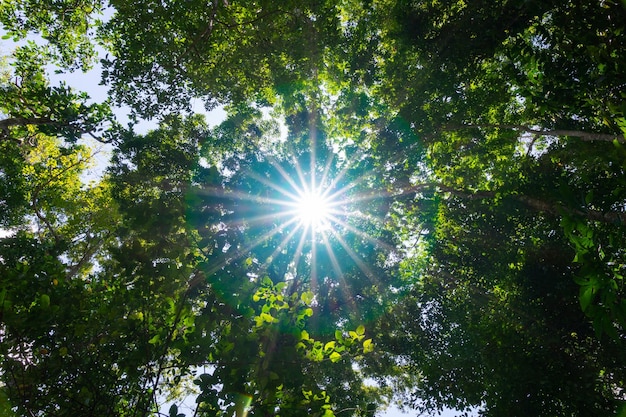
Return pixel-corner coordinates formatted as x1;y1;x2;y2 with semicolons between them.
1;43;115;145
0;0;104;70
1;1;626;417
99;0;344;118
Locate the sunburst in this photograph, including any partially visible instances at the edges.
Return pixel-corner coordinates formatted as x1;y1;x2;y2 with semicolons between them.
293;188;332;230
196;148;394;302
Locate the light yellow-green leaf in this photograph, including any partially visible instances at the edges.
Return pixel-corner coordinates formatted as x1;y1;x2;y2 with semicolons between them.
363;338;373;353
324;341;335;352
301;291;314;305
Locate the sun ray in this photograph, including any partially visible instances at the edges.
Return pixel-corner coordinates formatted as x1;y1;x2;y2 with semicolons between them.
286;227;310;291
268;158;307;197
256;220;306;276
246;170;303;202
310;226;319;289
324;212;395;252
200;184;298;209
199;216;301;277
328;228;384;287
319;230;361;316
213;208;297;232
317;150;338;193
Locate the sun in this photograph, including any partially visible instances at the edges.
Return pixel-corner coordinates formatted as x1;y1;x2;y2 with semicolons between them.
295;188;332;230
199;152;391;304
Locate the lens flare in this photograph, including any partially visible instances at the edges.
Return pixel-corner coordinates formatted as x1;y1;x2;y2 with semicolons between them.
193;150;395;315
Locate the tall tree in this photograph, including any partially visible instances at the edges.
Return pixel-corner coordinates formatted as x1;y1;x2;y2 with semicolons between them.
2;1;626;416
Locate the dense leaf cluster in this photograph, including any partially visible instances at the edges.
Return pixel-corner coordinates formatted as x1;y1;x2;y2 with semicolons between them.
1;1;625;417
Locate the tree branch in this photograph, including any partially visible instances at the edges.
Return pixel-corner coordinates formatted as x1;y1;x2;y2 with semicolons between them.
395;183;626;225
443;123;625;143
66;236;104;280
0;116;54;130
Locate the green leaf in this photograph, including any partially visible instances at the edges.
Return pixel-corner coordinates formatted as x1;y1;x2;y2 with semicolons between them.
580;285;594;312
356;325;365;336
329;351;341;363
40;294;50;309
334;329;343;341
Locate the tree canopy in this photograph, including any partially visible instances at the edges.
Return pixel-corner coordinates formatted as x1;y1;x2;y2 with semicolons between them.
1;1;626;416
